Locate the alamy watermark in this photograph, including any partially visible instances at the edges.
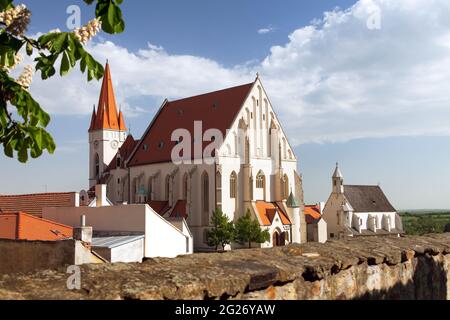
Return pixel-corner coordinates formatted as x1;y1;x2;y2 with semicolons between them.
66;5;81;30
66;265;81;290
366;1;381;30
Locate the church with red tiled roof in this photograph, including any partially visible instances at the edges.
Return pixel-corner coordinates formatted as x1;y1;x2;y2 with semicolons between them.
89;63;307;250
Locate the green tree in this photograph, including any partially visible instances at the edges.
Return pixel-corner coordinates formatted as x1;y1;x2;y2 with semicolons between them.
206;208;235;251
235;209;270;248
0;0;125;162
444;223;450;233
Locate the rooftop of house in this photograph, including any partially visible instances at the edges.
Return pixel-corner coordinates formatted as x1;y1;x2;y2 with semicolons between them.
128;81;255;166
0;212;73;241
169;200;188;219
0;192;77;217
344;185;396;213
304;205;322;224
255;201;291;226
92;235;144;249
104;135;139;172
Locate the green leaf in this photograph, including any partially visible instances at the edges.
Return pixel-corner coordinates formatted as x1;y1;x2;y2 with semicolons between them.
0;0;13;11
26;42;33;56
18;145;28;163
60;51;70;76
52;33;69;53
96;1;125;34
4;142;13;158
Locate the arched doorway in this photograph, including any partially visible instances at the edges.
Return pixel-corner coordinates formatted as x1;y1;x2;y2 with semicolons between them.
272;231;280;247
272;229;287;247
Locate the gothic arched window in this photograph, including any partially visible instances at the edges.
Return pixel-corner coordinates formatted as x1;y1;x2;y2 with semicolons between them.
202;172;209;224
256;171;265;189
95;153;100;178
230;171;237;198
283;174;289;199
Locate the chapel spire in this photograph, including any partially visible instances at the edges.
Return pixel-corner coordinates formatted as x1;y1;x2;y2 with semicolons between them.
88;105;96;132
88;62;126;132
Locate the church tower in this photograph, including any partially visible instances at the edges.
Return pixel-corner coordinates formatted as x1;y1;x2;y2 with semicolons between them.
332;163;344;194
89;62;127;188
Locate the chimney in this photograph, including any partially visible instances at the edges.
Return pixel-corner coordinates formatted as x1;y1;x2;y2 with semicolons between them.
73;192;80;207
95;184;107;207
73;214;93;244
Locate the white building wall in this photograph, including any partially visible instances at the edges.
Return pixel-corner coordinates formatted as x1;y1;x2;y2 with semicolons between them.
352;212;398;231
129;162;215;248
109;238;144;263
322;193;344;238
144;206;192;257
89;129;127;188
42;204;192;259
317;219;328;243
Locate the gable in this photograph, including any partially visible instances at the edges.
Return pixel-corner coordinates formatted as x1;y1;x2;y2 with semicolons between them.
219;78;297;161
255;201;291;226
128;82;254;167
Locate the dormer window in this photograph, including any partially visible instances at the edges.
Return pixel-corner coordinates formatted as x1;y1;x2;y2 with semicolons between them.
158;141;164;149
143;144;148;151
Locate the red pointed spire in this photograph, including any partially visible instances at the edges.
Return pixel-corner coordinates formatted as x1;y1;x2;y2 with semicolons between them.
89;62;126;132
118;109;127;131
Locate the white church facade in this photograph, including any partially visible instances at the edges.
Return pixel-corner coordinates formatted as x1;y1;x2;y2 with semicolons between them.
88;63;307;250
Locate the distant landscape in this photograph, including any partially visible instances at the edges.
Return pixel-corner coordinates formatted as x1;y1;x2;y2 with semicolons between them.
399;210;450;235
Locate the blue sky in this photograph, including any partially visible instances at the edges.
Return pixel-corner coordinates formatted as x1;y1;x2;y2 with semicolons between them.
2;0;450;210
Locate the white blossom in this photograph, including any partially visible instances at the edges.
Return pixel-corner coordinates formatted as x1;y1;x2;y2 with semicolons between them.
0;4;31;36
73;18;102;44
16;64;34;89
1;53;23;71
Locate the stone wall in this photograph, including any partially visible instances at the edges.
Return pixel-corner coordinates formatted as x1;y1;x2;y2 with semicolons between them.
0;233;448;300
0;239;101;275
0;239;76;275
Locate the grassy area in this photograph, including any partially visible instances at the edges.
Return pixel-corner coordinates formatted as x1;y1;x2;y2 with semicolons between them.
399;211;450;235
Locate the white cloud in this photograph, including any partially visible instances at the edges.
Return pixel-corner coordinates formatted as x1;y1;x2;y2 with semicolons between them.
24;0;450;145
257;26;275;34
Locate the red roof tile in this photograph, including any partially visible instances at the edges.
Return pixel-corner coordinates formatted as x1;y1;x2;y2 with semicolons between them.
170;200;187;219
128;82;255;166
304;205;322;224
105;135;139;172
148;200;170;216
0;212;73;241
0;192;77;218
255;201;291;226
